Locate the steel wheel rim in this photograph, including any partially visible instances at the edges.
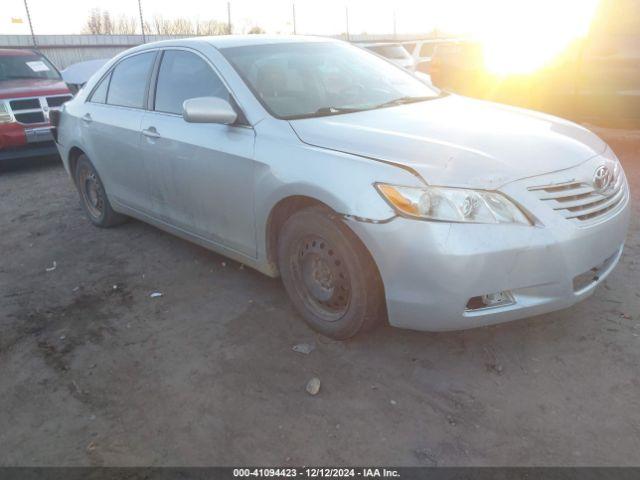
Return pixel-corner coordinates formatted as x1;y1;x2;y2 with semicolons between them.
78;165;104;219
290;235;351;322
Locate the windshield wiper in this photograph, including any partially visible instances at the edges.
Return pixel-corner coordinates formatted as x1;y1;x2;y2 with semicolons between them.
373;93;448;110
287;106;371;120
314;106;369;115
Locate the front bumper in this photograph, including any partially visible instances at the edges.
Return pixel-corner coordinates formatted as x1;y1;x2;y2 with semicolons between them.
348;171;631;332
0;124;57;161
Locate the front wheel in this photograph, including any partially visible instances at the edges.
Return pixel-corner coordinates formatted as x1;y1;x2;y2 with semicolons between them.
277;206;386;339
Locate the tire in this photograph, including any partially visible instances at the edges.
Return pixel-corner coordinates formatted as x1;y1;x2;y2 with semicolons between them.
74;154;126;228
277;206;386;339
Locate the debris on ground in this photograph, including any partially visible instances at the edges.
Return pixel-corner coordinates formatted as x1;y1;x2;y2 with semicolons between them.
292;342;316;355
86;441;96;452
306;377;321;396
390;399;397;406
45;261;57;272
149;292;163;298
413;448;438;466
486;362;504;375
221;262;227;267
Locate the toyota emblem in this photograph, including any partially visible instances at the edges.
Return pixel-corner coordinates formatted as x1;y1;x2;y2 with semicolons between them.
593;164;614;194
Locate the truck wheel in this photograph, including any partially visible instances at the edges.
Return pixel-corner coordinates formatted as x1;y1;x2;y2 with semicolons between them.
277;206;386;339
74;154;125;228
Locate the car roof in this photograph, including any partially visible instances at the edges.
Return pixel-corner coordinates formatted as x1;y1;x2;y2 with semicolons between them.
129;35;340;52
0;48;39;56
206;35;338;48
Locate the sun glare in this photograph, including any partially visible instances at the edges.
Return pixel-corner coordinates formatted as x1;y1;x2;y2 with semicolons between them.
464;0;601;75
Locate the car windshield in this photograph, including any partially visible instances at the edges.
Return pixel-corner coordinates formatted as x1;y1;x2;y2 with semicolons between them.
0;54;61;82
220;41;440;119
366;44;412;60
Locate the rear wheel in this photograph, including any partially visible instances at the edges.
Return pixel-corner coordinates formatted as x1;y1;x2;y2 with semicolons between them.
74;154;125;228
278;206;385;339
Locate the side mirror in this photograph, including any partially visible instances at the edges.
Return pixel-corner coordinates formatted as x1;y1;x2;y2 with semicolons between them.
182;97;238;125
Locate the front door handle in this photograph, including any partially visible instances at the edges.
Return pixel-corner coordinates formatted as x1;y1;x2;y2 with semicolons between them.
81;113;92;124
142;127;161;139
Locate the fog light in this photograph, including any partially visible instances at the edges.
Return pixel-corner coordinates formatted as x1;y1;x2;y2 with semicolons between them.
466;291;515;311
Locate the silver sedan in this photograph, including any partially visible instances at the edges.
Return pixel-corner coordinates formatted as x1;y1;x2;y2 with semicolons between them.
55;36;630;339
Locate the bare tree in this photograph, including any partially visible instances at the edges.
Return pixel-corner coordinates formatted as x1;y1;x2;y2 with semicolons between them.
84;9;230;36
150;16;228;35
248;26;265;34
197;19;229;35
102;10;114;34
115;15;137;35
83;8;138;34
83;8;103;34
151;16;193;35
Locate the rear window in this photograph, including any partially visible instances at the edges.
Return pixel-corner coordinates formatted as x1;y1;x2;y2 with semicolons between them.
0;54;61;82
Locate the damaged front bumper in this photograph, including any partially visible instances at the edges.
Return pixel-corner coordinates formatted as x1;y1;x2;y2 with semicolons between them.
347;178;630;332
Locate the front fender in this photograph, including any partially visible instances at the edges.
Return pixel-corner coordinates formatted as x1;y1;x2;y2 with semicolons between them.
253;118;425;265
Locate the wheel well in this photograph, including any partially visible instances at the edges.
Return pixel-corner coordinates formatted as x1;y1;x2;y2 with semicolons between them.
266;196;331;270
68;147;85;183
266;195;388;322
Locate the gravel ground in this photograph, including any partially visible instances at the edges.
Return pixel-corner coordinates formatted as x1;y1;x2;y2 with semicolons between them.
0;128;639;466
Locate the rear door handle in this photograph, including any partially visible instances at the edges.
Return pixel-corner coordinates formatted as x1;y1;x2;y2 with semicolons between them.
81;113;92;124
142;127;161;139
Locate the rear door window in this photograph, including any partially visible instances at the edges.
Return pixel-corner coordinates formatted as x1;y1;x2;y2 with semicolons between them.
107;52;155;109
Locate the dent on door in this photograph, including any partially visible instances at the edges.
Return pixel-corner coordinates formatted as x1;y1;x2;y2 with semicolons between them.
141;113;257;257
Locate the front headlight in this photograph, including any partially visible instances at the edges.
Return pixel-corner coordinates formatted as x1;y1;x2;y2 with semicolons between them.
0;101;14;124
376;183;531;225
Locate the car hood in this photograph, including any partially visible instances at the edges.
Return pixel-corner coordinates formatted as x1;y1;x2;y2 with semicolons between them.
288;95;607;188
0;78;70;100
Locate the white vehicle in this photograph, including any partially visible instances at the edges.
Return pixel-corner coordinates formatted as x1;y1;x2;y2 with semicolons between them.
360;42;416;71
403;39;456;72
61;59;109;94
55;36;630;339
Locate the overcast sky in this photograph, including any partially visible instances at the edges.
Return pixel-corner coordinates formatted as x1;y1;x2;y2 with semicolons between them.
2;0;497;36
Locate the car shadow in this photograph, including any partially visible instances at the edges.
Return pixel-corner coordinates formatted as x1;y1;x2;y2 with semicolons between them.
0;154;62;174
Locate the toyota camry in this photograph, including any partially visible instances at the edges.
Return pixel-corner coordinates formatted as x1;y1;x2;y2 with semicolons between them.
54;36;630;339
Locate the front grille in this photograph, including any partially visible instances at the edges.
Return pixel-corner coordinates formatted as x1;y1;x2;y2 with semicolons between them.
528;167;626;224
14;112;46;124
46;95;72;108
10;98;40;110
5;94;71;125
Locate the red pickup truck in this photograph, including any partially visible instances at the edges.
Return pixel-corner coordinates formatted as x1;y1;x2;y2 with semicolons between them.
0;49;72;161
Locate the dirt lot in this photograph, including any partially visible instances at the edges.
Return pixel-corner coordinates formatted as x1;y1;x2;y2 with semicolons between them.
1;128;639;466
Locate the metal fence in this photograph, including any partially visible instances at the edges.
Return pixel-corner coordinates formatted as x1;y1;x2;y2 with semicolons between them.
0;33;430;69
0;35;188;69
